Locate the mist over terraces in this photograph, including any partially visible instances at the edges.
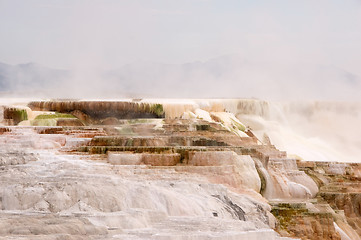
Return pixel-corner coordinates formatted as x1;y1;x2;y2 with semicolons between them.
2;0;361;239
1;57;361;100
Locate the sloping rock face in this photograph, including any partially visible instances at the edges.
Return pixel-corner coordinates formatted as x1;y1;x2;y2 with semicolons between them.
0;101;289;240
263;158;319;200
1;99;361;240
186;151;261;192
271;202;340;240
298;161;361;239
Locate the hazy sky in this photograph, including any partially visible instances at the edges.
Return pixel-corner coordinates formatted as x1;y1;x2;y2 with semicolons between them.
1;0;361;74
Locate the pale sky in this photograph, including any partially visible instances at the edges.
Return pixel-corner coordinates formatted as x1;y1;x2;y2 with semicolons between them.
1;0;361;75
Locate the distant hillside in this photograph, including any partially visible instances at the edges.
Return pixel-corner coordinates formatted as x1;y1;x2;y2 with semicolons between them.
1;56;361;100
0;62;69;96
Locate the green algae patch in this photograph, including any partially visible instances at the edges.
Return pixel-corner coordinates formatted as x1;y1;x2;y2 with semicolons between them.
32;113;84;126
231;118;246;132
31;119;58;126
35;113;76;120
4;108;28;125
16;109;28;122
150;104;164;117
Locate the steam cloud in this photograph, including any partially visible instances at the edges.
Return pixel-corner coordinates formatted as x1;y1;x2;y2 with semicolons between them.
0;0;361;101
0;0;361;100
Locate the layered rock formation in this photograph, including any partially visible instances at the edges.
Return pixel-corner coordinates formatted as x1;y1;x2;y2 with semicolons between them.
0;99;360;239
28;100;165;120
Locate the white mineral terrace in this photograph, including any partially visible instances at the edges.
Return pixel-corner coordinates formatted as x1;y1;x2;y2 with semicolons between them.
1;98;361;239
0;127;290;240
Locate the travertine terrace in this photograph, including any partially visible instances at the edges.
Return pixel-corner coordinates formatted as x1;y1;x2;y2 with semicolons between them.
0;99;361;239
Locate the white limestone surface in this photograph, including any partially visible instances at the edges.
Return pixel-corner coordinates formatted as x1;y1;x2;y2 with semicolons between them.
0;128;286;240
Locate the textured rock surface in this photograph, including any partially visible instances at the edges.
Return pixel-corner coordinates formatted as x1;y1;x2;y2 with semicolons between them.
187;151;261;192
2;99;361;240
263;158;319;200
0;105;284;239
28;100;165;120
271;202;342;240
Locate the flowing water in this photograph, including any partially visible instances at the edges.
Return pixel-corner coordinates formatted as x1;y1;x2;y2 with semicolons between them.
165;98;360;163
231;100;361;163
145;98;361;162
